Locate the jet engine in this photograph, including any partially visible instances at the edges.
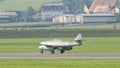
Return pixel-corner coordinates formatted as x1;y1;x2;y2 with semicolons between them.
39;45;49;50
63;46;72;50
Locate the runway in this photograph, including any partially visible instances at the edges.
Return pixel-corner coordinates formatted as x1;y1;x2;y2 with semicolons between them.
0;52;120;58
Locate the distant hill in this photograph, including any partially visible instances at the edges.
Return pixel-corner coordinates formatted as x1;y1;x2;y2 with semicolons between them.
0;0;119;12
0;0;61;11
0;0;4;2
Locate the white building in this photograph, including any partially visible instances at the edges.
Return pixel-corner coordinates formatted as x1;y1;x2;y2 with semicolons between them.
79;14;117;23
53;14;76;23
41;3;69;21
53;14;117;24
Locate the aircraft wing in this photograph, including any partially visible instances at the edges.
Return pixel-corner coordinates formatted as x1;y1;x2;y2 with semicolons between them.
40;41;76;47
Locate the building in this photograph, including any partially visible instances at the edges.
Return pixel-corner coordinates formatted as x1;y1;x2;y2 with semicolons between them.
41;2;69;21
84;5;90;14
76;14;117;24
53;14;117;24
0;12;18;23
84;0;117;14
84;1;92;14
0;16;10;23
53;14;75;23
33;13;41;21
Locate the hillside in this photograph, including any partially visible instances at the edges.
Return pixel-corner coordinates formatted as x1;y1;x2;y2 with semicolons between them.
0;0;61;11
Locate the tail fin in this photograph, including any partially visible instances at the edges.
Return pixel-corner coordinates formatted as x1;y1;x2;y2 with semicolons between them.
74;33;82;45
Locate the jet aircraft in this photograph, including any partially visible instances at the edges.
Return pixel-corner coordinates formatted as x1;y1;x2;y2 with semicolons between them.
38;33;82;54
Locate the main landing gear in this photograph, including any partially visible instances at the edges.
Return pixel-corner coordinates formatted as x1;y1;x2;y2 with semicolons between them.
60;49;65;54
40;49;65;54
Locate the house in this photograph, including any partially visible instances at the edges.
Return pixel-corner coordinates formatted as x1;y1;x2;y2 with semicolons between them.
33;13;41;21
84;1;92;14
84;0;117;14
0;16;10;23
84;5;90;14
0;12;18;23
116;5;120;13
41;2;69;21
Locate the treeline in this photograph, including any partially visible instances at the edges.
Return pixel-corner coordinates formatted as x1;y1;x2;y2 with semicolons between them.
117;13;120;22
8;0;120;22
62;0;91;13
0;29;120;38
62;0;120;23
25;7;35;22
24;0;90;22
25;0;90;22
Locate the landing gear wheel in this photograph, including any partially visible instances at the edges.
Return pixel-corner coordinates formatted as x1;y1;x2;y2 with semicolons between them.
40;49;43;54
50;50;55;54
60;49;65;54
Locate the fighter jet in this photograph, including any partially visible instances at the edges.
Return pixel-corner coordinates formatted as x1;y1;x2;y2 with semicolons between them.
38;33;82;54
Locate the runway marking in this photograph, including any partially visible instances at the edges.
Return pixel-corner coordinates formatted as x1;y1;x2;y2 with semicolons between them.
0;52;120;58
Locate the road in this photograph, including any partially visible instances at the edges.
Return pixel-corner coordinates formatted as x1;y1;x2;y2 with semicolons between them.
0;52;120;58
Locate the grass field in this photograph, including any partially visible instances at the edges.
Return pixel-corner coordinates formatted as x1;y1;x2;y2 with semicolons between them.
0;22;120;28
0;27;120;52
0;37;120;53
0;29;120;38
0;0;61;11
0;59;120;68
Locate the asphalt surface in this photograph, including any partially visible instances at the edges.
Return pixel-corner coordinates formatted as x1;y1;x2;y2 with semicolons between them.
0;52;120;58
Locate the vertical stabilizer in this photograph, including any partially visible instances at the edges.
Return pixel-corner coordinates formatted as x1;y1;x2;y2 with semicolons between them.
74;33;82;45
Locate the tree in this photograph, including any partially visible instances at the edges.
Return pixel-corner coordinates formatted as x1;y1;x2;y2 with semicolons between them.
116;13;120;22
63;0;88;13
25;7;35;22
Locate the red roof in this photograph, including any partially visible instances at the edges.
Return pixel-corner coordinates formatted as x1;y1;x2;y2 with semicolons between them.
89;0;116;13
94;5;109;13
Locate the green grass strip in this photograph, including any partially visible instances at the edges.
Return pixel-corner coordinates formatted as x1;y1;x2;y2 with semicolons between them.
0;37;120;52
0;59;120;68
